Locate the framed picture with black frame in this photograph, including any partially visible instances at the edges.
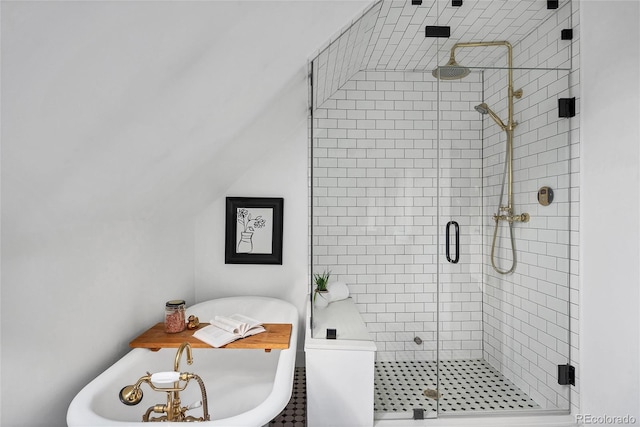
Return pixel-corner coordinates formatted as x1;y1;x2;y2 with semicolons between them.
225;197;284;265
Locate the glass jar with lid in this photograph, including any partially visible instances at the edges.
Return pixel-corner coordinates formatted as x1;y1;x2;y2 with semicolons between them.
165;300;186;333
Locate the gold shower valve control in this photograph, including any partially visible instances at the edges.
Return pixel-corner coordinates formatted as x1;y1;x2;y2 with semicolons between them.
493;212;530;223
538;186;554;206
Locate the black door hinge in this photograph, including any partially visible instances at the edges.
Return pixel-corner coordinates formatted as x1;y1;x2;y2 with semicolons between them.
558;364;575;386
413;408;425;420
558;97;576;118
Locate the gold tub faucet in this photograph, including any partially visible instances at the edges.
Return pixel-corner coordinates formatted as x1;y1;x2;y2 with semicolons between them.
174;342;193;372
118;342;209;422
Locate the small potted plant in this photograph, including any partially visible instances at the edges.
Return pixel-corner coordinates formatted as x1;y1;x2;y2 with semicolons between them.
313;270;331;307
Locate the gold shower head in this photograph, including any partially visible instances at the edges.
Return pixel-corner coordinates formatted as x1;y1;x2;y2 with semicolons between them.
432;56;470;80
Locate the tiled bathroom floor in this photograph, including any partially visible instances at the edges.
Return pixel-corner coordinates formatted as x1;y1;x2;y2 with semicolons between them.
374;359;540;415
269;367;306;426
269;360;539;426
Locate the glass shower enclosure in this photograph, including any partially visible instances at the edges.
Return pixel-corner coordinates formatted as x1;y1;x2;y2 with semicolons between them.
310;0;576;420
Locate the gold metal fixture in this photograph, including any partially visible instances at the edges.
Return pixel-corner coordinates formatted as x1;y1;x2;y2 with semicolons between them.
434;41;529;275
118;342;210;422
174;342;193;372
187;315;200;330
120;380;147;406
493;213;530;223
538;186;554;206
431;55;470;80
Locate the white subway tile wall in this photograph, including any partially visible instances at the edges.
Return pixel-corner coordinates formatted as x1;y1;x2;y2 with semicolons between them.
311;1;572;111
481;67;573;411
361;0;567;72
480;1;578;411
312;2;381;108
313;70;485;362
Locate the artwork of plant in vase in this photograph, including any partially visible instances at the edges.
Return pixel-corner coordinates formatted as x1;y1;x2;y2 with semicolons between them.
236;208;269;253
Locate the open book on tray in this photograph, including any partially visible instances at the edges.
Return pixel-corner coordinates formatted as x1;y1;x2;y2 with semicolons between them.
193;314;266;348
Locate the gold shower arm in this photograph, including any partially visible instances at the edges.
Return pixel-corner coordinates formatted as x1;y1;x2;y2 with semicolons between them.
448;41;522;214
450;41;517;121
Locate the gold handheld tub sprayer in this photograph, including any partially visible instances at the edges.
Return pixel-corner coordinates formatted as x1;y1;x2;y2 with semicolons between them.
119;342;210;422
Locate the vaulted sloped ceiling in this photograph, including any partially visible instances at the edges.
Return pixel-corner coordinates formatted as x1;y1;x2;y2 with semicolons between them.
2;1;371;234
2;0;572;234
312;0;573;108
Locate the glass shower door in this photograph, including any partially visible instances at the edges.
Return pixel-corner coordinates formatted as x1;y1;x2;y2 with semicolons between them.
436;73;486;415
436;64;574;415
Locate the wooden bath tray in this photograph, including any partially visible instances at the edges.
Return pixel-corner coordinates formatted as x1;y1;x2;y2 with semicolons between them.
130;323;292;352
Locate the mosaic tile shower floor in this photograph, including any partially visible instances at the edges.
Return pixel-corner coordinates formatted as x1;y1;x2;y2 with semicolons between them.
269;360;540;425
374;359;540;415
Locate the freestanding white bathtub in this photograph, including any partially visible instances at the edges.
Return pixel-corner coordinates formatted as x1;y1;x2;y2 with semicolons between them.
67;296;298;426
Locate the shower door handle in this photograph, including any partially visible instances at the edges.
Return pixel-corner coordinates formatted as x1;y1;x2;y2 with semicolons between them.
446;221;460;264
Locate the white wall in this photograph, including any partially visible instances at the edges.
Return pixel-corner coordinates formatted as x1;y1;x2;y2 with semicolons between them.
580;0;640;421
1;3;199;425
1;219;195;426
0;2;371;426
194;118;311;361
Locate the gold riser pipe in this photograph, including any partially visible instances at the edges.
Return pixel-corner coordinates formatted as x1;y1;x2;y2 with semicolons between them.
444;41;529;274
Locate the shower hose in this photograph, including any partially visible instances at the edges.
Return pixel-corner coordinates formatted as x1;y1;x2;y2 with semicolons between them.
490;151;517;275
